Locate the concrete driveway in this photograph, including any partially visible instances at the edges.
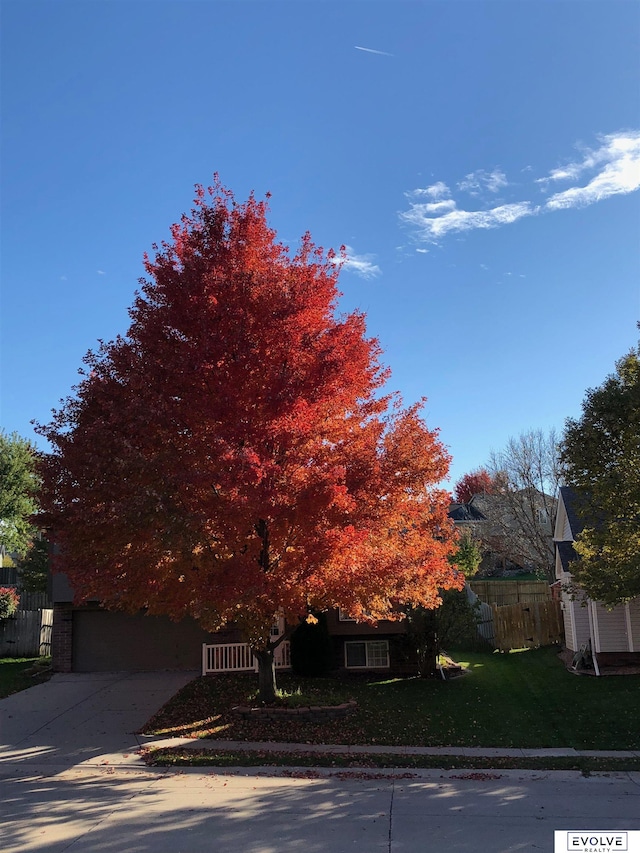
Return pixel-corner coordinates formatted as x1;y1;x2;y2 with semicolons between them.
2;673;640;853
0;671;197;770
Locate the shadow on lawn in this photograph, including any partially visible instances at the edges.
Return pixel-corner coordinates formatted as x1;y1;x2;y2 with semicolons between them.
140;647;640;751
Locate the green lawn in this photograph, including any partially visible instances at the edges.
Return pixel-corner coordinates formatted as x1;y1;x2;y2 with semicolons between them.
141;647;640;751
0;657;52;698
143;749;640;775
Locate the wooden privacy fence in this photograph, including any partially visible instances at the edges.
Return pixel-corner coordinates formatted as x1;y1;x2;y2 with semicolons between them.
18;591;52;611
491;600;564;652
469;580;552;607
466;581;564;651
0;609;53;657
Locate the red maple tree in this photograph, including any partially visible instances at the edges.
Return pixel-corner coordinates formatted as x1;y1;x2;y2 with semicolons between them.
454;468;495;504
38;179;461;700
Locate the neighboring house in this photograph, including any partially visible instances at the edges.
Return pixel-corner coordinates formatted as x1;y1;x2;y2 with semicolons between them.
50;570;411;674
448;500;487;530
554;486;640;668
465;489;556;579
449;490;557;579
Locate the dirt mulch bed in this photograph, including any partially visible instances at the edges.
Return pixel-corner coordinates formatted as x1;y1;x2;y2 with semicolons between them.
558;647;640;676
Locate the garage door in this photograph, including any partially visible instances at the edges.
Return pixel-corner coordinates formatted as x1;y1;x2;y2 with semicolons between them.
72;609;215;671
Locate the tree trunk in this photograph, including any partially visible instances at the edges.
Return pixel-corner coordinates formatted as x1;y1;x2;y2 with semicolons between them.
253;647;277;704
417;630;440;679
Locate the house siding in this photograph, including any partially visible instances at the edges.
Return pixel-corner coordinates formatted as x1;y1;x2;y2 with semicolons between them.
555;551;564;581
324;610;406;636
563;594;575;651
573;604;590;651
554;487;640;660
592;602;630;653
562;585;590;652
629;599;640;652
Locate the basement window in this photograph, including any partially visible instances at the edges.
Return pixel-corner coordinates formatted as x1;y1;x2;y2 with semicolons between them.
344;640;389;669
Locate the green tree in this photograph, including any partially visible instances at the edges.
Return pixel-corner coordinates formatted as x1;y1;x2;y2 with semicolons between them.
560;341;640;605
0;431;40;559
450;532;482;578
17;537;50;593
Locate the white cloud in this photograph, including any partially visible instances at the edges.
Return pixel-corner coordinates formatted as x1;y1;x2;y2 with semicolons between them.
407;198;457;216
457;168;508;195
97;270;106;275
542;165;583;183
332;245;381;279
354;45;394;57
400;199;536;242
406;182;451;200
401;130;640;245
544;131;640;210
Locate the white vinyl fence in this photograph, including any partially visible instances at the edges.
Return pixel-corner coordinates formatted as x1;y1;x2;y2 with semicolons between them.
0;609;53;657
202;641;291;675
465;585;496;645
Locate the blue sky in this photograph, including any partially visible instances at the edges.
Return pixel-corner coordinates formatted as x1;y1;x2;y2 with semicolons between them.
2;0;639;487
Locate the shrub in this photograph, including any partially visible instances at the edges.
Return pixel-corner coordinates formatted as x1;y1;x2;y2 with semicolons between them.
290;612;334;676
0;587;20;619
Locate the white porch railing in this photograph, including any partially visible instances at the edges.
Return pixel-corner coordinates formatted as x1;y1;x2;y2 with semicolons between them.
202;641;291;675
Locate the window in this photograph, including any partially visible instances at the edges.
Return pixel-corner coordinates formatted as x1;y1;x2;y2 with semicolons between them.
344;640;389;669
537;508;549;525
270;616;285;637
338;608;356;622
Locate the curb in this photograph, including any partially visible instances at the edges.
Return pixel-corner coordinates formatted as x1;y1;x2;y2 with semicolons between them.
137;737;640;760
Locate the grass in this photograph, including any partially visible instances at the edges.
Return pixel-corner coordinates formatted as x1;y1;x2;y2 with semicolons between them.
0;657;52;698
141;647;640;751
142;748;640;775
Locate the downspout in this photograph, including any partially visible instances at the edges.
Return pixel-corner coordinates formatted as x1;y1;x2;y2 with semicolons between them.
587;600;601;677
624;603;634;653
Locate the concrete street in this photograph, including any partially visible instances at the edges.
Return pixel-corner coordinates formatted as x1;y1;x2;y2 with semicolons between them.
1;673;639;852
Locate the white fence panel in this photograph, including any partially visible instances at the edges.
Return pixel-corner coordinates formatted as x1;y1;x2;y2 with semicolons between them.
465;584;496;646
202;641;291;675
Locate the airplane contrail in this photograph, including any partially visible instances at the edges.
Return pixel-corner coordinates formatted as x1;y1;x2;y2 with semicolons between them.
354;45;394;57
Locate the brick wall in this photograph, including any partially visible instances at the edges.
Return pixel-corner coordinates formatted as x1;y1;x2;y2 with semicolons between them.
52;603;73;672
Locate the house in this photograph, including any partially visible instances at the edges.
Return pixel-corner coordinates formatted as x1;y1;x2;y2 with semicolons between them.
448;499;487;532
50;570;411;675
449;489;557;579
554;486;640;669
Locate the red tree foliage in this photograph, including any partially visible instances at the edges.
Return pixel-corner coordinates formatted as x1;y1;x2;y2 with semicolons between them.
454;468;495;504
37;179;461;698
